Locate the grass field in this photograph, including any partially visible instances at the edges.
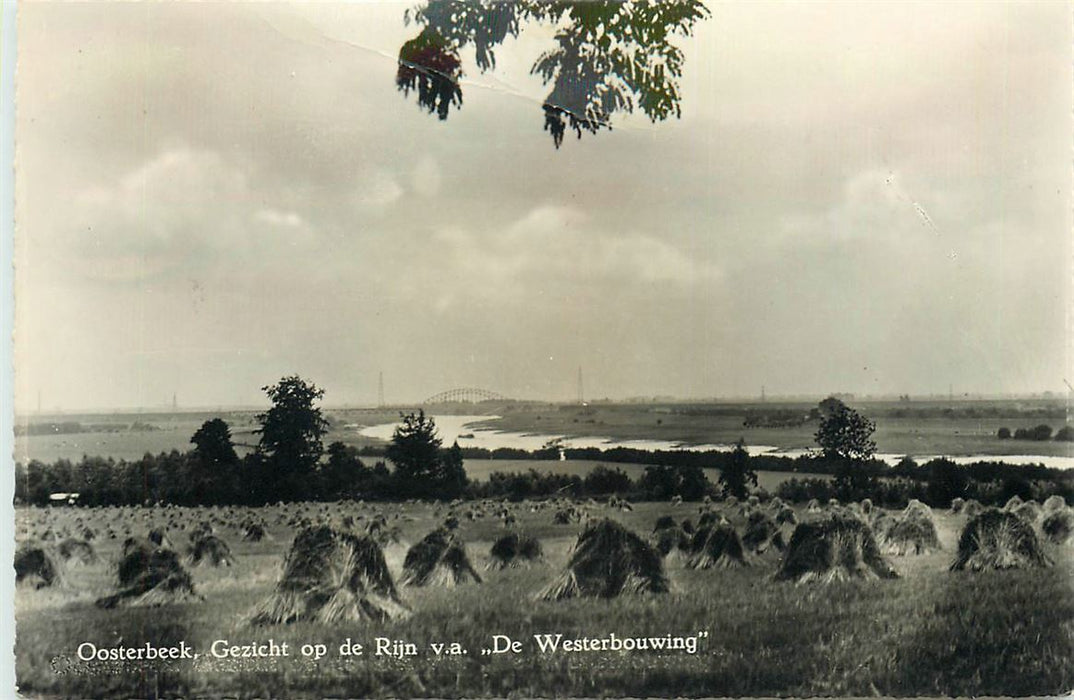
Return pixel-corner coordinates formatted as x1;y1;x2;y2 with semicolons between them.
466;402;1074;458
14;498;1073;698
461;459;824;492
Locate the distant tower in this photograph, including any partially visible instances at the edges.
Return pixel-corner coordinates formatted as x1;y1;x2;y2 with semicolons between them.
761;385;766;402
378;371;385;408
172;392;177;411
577;367;584;405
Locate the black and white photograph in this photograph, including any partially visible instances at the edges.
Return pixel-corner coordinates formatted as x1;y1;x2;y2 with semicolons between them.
8;1;1073;697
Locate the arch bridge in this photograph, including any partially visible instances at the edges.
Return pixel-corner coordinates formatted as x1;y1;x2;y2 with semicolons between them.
423;387;509;404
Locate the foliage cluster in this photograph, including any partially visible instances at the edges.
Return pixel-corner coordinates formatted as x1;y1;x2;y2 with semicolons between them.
776;459;1072;510
15;384;1073;509
997;424;1073;441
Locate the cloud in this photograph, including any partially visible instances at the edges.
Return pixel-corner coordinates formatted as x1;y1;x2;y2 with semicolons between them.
417;204;722;305
411;155;442;197
12;2;1070;409
254;209;305;228
356;170;404;210
54;146;322;283
776;169;940;247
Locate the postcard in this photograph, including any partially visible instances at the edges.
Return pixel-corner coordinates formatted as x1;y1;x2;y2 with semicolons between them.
7;2;1072;697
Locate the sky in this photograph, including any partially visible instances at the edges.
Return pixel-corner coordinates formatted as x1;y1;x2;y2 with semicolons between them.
12;1;1072;411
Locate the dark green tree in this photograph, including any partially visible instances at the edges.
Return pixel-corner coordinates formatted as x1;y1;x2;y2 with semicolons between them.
718;438;757;500
436;440;470;499
319;441;370;500
255;375;330;500
191;418;238;468
813;397;877;497
925;458;968;508
397;1;711;147
1027;424;1053;441
638;463;710;501
386;410;442;482
189;419;240;504
584;465;632;495
386;411;469;498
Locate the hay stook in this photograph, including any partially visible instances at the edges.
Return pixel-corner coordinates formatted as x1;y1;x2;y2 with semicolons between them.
187;535;235;567
250;526;408;625
776;515;898;583
488;532;544;569
1041;507;1073;544
400;528;482;587
741;511;785;555
56;538;98;566
950;509;1053;571
880;502;942;556
540;518;669;601
687;521;750;568
97;546;201;609
15;545;62;589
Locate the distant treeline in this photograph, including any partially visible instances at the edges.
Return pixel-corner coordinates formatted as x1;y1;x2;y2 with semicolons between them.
15;421;160;436
667;403;1067;420
884;406;1067;420
12;448;713;506
776;456;1073;509
741;409;813;428
15;447;400;507
366;441;1074;479
15;443;1072;510
997;424;1074;442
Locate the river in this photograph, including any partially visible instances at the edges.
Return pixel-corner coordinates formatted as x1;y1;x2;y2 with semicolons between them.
357;415;1074;469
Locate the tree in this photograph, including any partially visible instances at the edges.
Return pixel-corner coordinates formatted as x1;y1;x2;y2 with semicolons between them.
397;1;711;147
386;410;442;483
436;440;469;499
718;438;757;500
386;411;469;499
925;458;968;508
191;418;238;468
892;455;919;478
255;375;330;500
814;397;876;497
584;465;632;495
190;418;240;504
319;441;370;500
1027;424;1053;441
638;464;710;501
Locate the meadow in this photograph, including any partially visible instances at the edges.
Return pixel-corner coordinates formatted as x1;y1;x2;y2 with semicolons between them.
461;459;823;493
14;497;1073;698
15;398;1073;466
462;399;1074;458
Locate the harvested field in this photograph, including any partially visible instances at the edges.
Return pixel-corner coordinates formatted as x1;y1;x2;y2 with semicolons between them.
13;498;1074;698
